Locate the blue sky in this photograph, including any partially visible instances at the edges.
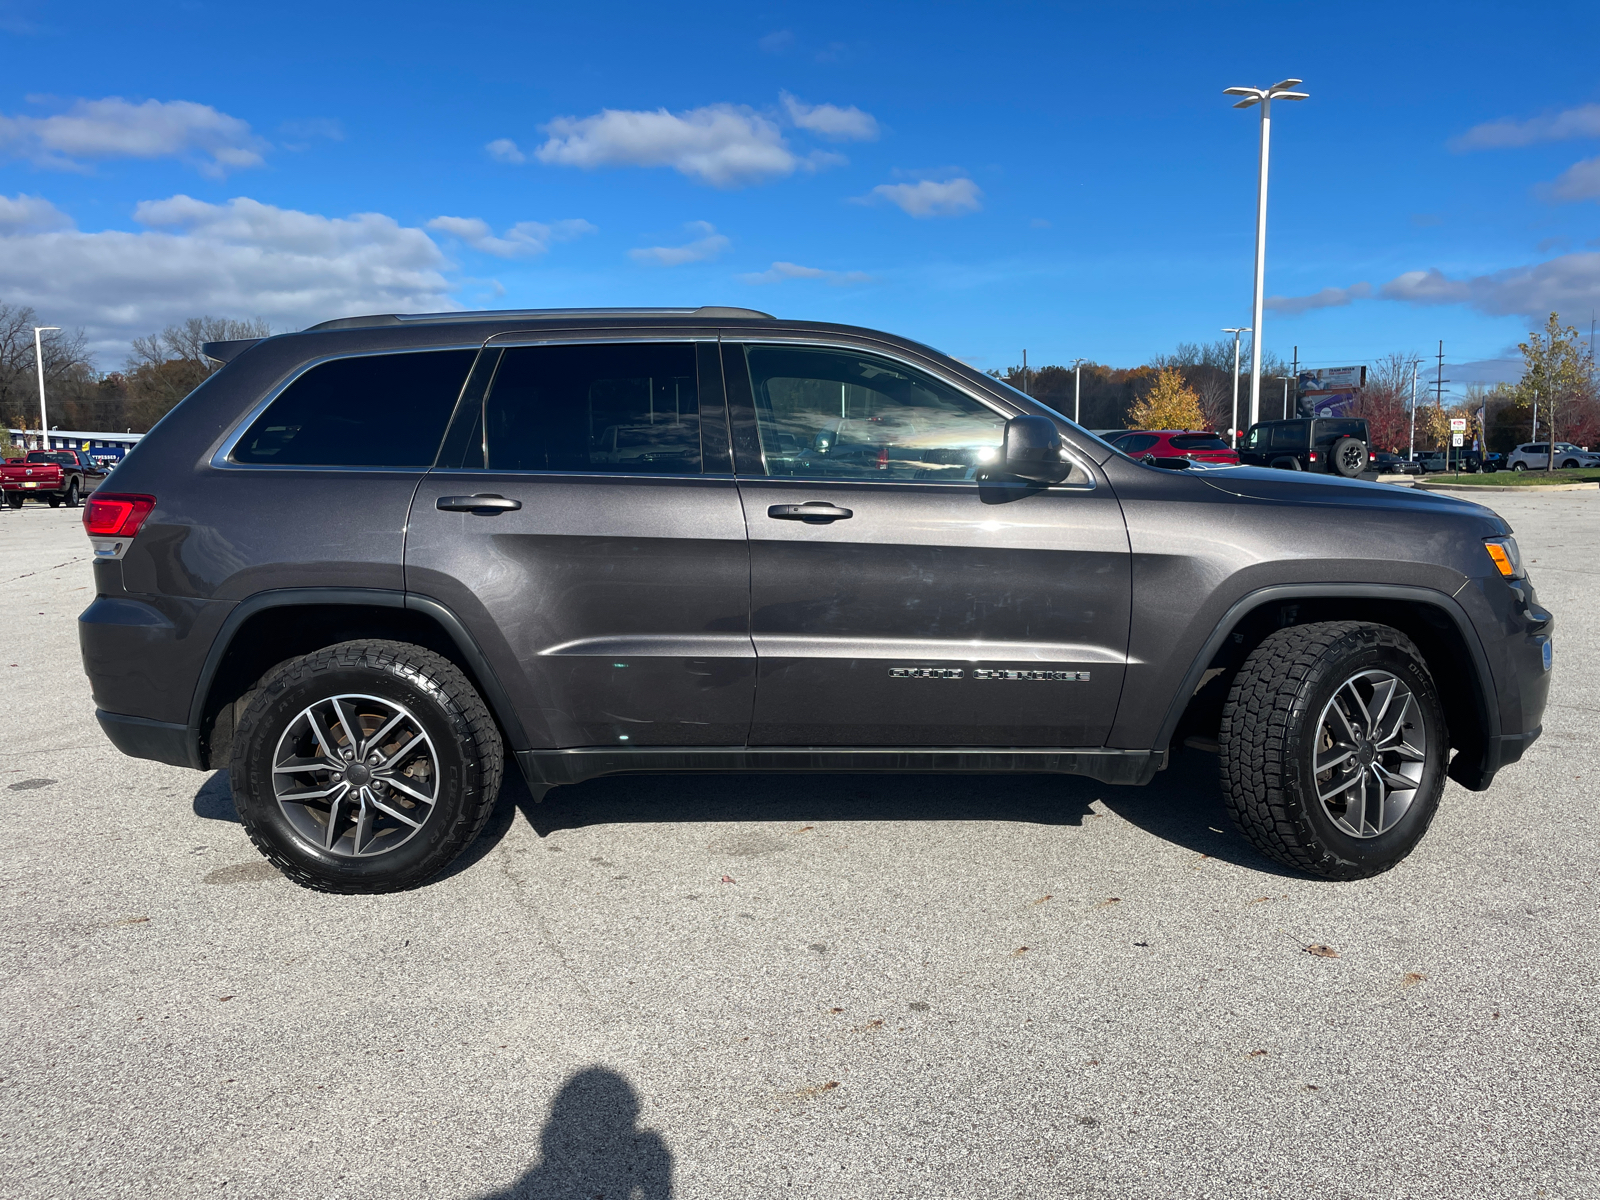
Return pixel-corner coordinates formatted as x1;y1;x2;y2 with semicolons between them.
2;0;1598;397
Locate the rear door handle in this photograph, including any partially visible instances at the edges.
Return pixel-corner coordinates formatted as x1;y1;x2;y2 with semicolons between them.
437;494;522;514
767;503;853;522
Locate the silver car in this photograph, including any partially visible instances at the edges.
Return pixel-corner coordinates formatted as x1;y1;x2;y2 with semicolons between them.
1507;442;1600;470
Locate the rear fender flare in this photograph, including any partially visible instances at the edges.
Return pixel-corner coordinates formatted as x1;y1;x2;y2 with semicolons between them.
185;587;528;764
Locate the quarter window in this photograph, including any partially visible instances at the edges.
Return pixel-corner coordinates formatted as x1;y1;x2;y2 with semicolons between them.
467;342;701;474
735;344;1006;482
233;350;475;467
1114;433;1160;454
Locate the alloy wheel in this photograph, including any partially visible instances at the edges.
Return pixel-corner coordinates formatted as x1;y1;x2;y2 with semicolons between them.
1312;669;1427;838
271;693;439;857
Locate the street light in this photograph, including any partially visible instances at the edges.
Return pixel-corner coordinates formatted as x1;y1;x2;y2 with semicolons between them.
1222;327;1250;447
1071;357;1085;424
1223;78;1309;431
33;326;59;451
1405;359;1422;461
1276;375;1293;420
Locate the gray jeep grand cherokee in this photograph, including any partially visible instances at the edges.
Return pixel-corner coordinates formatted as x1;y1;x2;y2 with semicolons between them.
79;307;1553;892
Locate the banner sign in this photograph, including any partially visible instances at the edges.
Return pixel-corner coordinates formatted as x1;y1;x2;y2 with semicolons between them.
1300;391;1359;418
1298;366;1366;393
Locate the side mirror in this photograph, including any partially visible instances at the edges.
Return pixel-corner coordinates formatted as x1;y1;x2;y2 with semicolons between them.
1002;415;1070;483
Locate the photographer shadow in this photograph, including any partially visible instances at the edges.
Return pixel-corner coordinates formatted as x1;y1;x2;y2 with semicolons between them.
480;1067;671;1199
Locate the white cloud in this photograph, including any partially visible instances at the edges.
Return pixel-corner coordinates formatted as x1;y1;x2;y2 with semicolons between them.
857;177;983;218
426;215;596;258
0;193;456;360
0;193;73;233
629;221;731;266
535;104;800;188
1451;103;1600;151
0;97;267;176
1264;282;1372;316
738;260;871;286
1549;156;1600;203
485;137;527;164
1380;253;1600;321
780;92;879;141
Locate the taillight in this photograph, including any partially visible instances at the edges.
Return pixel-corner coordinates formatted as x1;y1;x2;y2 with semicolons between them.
1308;452;1318;462
83;493;156;538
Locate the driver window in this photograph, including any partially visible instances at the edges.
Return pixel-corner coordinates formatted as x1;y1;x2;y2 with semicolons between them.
735;344;1007;482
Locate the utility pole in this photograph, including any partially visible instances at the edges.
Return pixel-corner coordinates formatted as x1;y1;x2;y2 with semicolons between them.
1223;78;1310;431
1279;375;1291;419
1222;328;1250;447
1290;345;1299;417
1433;340;1452;474
1021;349;1029;397
1071;357;1085;424
33;326;59;451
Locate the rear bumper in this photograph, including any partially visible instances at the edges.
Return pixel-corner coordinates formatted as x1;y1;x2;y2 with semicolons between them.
94;710;200;770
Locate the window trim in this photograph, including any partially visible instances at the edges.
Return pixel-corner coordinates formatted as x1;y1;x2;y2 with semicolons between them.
210;343;481;472
722;338;1097;490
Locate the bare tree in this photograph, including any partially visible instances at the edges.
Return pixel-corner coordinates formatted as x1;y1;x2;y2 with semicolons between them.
0;301;93;433
125;315;272;428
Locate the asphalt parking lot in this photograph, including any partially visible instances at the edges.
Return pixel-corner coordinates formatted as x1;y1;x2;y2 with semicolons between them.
2;494;1596;1199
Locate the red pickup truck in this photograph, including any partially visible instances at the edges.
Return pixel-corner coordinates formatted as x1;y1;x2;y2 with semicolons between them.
1;449;108;509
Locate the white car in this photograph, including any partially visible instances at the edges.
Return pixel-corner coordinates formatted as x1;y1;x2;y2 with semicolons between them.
1507;441;1600;470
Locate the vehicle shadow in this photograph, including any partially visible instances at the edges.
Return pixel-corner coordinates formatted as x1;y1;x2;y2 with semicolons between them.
478;746;1295;878
194;747;1296;881
478;1066;672;1199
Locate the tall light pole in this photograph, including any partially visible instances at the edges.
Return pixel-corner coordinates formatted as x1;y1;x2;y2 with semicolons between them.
1071;357;1085;424
33;326;59;450
1223;78;1309;430
1222;327;1250;446
1407;359;1422;461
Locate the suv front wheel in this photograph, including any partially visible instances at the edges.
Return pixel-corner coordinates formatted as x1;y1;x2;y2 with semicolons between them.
230;640;503;893
1219;621;1446;880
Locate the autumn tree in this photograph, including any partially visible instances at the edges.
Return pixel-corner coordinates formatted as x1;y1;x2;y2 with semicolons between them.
1127;367;1204;431
125;315;271;429
1513;313;1593;470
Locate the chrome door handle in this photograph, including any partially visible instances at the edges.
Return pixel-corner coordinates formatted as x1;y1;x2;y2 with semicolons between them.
767;503;853;522
436;494;522;514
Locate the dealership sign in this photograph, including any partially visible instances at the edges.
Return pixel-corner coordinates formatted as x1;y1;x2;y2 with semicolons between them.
1298;366;1367;393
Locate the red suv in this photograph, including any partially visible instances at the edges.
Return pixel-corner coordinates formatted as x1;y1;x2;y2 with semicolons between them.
1108;430;1239;465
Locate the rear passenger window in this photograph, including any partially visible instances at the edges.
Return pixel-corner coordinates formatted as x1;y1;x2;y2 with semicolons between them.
232;350;474;466
1115;433;1160;454
469;342;701;474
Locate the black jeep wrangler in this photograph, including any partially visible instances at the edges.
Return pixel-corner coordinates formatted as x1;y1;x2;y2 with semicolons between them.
78;308;1551;892
1240;417;1374;476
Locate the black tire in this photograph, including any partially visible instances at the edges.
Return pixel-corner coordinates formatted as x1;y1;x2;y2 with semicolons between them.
1512;462;1526;472
46;494;61;508
1330;436;1367;478
230;639;503;893
1218;621;1447;880
5;493;21;509
64;479;79;508
1561;459;1578;470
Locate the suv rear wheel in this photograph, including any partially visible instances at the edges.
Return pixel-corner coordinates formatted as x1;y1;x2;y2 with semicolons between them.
1218;621;1446;880
230;639;503;893
1330;436;1367;478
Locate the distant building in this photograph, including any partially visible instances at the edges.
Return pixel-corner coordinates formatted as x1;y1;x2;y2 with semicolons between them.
7;428;144;463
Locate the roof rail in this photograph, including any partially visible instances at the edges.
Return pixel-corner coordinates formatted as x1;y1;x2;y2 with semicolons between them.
304;305;775;332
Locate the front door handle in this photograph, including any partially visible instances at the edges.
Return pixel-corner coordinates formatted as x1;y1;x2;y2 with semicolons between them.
768;502;853;523
437;494;522;514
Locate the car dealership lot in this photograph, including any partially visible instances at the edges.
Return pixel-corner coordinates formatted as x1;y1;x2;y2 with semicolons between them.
2;497;1596;1199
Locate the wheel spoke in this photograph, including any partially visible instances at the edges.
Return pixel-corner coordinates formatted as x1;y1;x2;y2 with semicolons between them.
376;772;436;806
1318;768;1360;804
1373;761;1415;792
1342;680;1373;735
1391;730;1427;762
362;710;407;758
1373;692;1413;748
306;709;340;761
332;699;366;757
278;782;347;804
380;732;430;770
322;784;350;850
350;789;377;854
1317;745;1357;773
1366;676;1398;734
1346;771;1371;835
274;756;334;776
369;795;424;829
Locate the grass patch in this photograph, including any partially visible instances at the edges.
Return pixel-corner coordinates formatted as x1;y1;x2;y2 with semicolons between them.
1429;469;1600;486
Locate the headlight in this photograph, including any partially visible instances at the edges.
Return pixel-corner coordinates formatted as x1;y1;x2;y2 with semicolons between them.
1484;536;1525;579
